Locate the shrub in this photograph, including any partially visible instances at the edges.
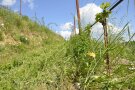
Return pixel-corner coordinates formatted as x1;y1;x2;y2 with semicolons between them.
68;33;90;60
67;32;92;83
22;16;29;21
20;36;29;44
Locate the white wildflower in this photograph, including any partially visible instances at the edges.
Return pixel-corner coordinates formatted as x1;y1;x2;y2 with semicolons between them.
129;67;135;70
1;23;4;27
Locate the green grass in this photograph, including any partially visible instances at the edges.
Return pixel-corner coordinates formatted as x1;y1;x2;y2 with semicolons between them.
0;42;74;90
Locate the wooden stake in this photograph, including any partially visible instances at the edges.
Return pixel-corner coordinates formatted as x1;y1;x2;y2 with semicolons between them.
20;0;22;15
74;16;76;35
102;19;110;76
76;0;81;35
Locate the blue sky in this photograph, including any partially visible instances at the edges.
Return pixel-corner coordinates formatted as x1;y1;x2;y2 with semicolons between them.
0;0;135;39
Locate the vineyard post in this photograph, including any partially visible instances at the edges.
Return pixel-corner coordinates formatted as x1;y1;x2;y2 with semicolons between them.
74;16;76;35
20;0;22;16
102;18;110;75
76;0;82;35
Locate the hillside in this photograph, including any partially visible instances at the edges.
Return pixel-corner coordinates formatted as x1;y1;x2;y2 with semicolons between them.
0;8;64;63
0;8;73;90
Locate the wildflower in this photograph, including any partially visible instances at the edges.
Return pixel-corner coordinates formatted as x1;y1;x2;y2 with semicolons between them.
87;52;96;58
129;67;135;70
1;23;4;27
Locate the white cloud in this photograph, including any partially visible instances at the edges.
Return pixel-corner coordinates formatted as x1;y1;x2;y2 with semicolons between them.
57;30;71;40
57;22;80;39
13;9;18;13
80;3;102;26
56;22;73;39
79;3;105;35
1;0;16;6
23;0;34;9
60;22;73;31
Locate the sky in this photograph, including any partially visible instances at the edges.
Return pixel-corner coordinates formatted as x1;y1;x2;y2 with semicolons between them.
0;0;135;40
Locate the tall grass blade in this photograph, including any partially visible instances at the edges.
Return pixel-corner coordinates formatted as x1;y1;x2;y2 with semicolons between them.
127;26;131;40
110;22;129;46
115;33;135;58
127;0;129;14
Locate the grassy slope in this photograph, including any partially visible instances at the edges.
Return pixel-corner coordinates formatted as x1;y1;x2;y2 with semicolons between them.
0;7;64;63
0;8;75;90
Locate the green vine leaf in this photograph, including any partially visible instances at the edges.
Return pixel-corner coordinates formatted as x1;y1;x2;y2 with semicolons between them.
95;2;111;23
100;2;111;9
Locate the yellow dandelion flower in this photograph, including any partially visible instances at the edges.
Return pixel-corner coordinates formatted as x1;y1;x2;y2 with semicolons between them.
87;52;96;58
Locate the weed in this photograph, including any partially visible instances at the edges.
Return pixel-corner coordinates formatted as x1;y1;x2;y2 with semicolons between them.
20;36;29;44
